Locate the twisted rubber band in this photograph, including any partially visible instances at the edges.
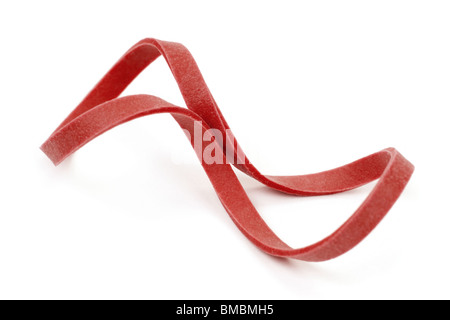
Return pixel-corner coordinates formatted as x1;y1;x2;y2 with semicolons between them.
41;38;414;262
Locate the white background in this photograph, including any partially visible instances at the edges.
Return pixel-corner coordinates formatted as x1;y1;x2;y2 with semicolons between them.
1;1;449;300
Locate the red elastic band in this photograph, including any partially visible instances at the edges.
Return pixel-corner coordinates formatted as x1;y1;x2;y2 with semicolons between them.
41;38;414;262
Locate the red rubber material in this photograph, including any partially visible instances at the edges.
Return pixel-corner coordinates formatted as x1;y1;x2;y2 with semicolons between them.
41;38;414;262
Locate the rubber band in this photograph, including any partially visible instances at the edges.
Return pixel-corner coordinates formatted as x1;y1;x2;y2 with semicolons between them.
41;38;414;262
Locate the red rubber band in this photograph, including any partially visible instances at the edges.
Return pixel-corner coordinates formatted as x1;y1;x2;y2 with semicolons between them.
41;38;414;262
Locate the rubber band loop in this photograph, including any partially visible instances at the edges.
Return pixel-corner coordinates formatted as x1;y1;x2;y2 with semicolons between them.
41;38;414;261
